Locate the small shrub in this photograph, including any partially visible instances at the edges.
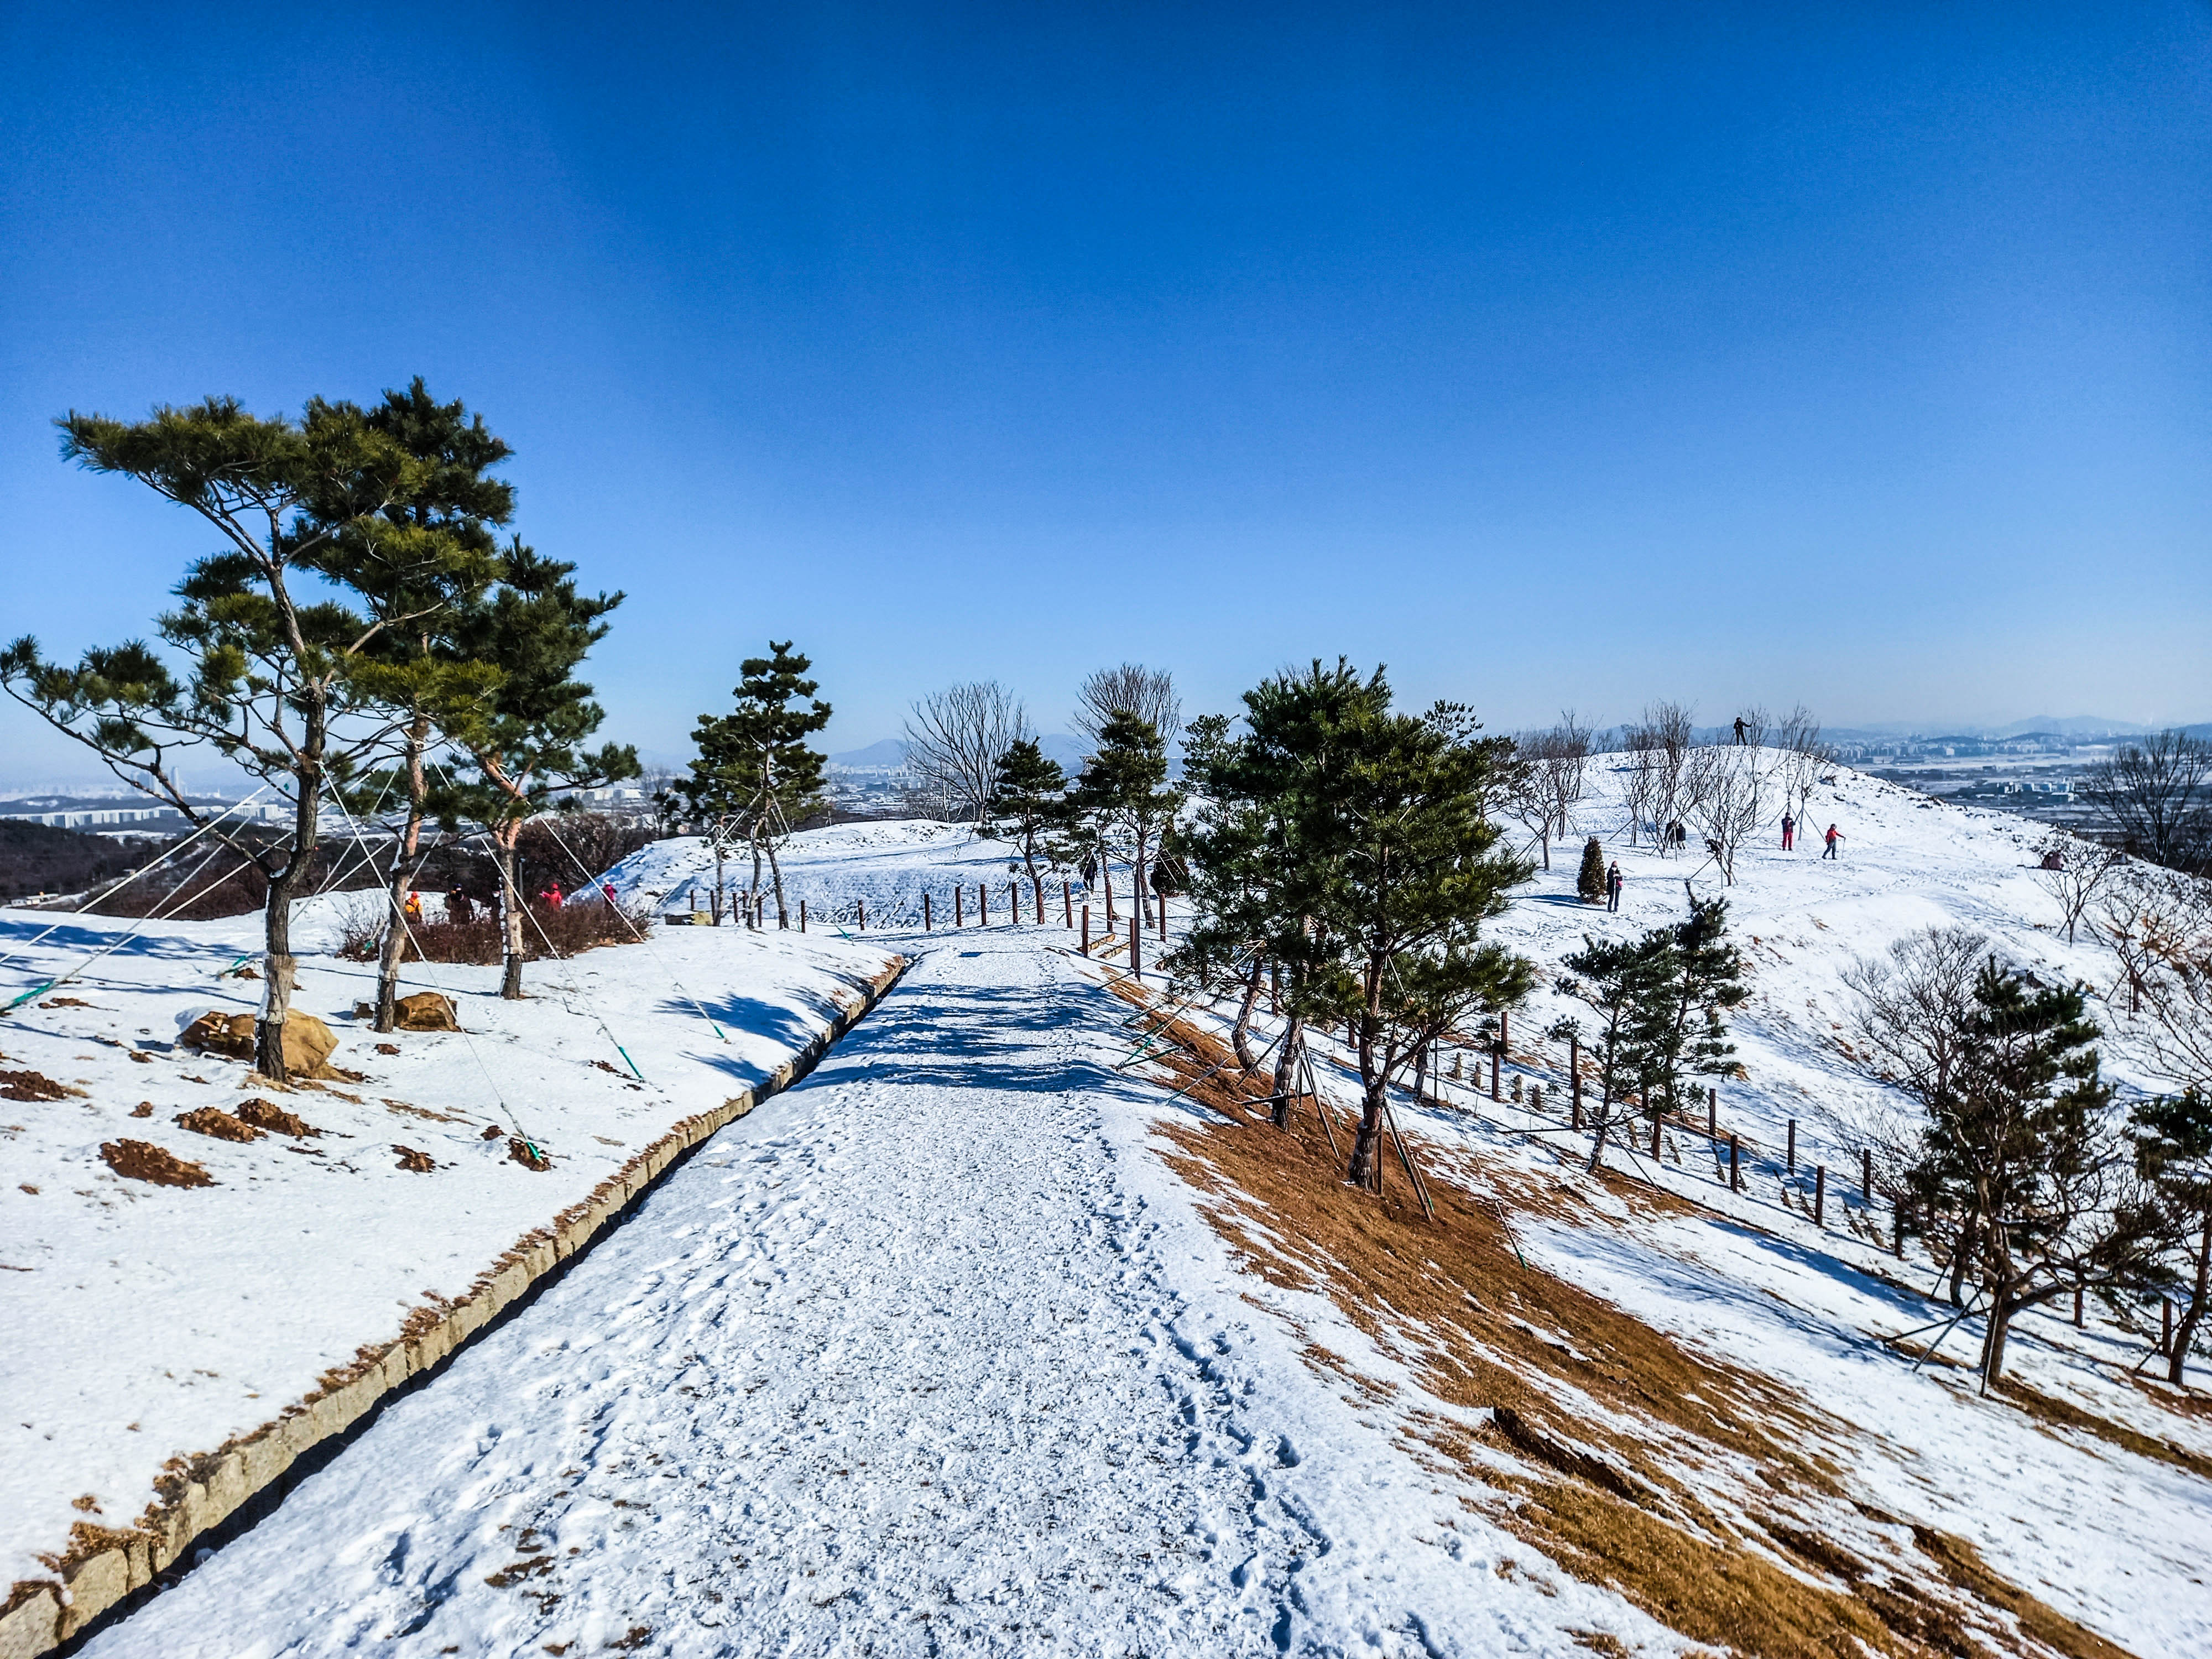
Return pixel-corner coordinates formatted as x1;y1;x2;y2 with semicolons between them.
1577;836;1608;905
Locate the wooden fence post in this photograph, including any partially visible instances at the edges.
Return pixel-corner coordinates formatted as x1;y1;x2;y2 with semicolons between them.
980;884;989;926
1103;868;1114;927
1491;1044;1501;1102
1157;894;1167;940
1129;915;1140;976
1063;879;1072;927
1707;1086;1717;1139
954;886;963;927
1009;880;1019;925
1570;1034;1583;1129
1081;905;1090;952
1787;1118;1797;1175
1729;1134;1741;1192
1814;1165;1826;1228
1862;1147;1872;1201
922;892;931;931
800;899;806;933
2074;1283;2084;1328
857;899;866;930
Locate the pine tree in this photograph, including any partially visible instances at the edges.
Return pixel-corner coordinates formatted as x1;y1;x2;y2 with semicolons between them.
443;541;635;997
2130;1089;2212;1385
1;393;479;1078
1648;896;1749;1123
1068;712;1182;964
983;738;1067;891
1576;835;1607;904
1559;928;1677;1169
680;642;831;927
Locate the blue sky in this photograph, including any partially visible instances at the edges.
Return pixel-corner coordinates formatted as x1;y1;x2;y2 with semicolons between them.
3;2;2208;783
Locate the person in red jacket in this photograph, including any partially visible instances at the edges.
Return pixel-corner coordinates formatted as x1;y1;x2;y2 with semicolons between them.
1823;824;1841;860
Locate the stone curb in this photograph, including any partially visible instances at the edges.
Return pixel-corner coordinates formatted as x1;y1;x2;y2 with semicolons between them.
1;953;909;1659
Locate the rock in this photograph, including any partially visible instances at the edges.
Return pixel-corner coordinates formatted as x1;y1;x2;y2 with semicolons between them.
394;992;461;1032
180;1011;340;1077
178;1013;255;1061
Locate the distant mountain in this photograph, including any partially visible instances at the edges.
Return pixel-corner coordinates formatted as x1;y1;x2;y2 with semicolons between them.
827;739;909;769
1992;716;2151;739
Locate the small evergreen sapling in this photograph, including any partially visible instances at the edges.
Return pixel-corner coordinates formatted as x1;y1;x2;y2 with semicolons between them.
1577;836;1607;904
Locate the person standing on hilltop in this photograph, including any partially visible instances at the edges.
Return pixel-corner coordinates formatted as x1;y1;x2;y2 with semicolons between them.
1823;823;1842;860
1733;715;1747;744
1781;811;1795;851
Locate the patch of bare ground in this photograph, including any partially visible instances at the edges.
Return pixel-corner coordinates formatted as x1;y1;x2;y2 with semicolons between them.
1124;986;2138;1659
0;1069;79;1102
234;1097;320;1138
1989;1376;2212;1482
98;1139;215;1187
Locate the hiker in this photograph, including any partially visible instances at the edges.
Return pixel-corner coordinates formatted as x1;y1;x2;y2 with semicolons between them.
1781;812;1795;851
602;880;619;904
1606;861;1623;912
1733;715;1747;745
1823;824;1841;860
541;881;564;909
402;890;422;924
446;888;474;925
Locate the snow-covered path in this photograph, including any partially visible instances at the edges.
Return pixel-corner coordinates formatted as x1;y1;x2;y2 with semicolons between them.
82;931;1313;1658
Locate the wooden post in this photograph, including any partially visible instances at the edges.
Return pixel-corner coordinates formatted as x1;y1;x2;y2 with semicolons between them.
1009;880;1019;925
1500;1009;1509;1058
1814;1165;1826;1228
1729;1134;1741;1192
1862;1147;1873;1202
1649;1108;1661;1158
2163;1297;2174;1354
980;884;989;926
1103;868;1114;926
1035;878;1044;925
1081;905;1090;952
1787;1118;1797;1175
1569;1034;1583;1129
1063;879;1072;927
1895;1199;1905;1258
922;892;931;931
1491;1043;1501;1102
954;886;963;927
1129;915;1140;976
1707;1085;1717;1139
2074;1282;2084;1328
857;899;866;930
1269;963;1279;1016
800;899;807;933
1157;893;1167;940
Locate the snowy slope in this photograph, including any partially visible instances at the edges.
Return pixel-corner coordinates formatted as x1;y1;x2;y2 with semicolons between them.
0;897;897;1597
73;928;1687;1659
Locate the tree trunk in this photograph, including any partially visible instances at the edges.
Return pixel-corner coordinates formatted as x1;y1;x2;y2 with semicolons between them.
1947;1212;1978;1309
1231;956;1264;1071
712;841;727;926
257;856;302;1082
255;763;322;1080
1348;995;1385;1187
2172;1213;2212;1386
749;838;765;931
498;828;528;999
1271;1015;1305;1130
374;717;431;1034
765;835;789;927
1539;828;1550;872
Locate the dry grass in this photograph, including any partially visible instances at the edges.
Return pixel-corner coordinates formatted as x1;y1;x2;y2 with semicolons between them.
1119;984;2142;1659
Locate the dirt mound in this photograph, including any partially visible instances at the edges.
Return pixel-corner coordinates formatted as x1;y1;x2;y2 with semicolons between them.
392;1144;435;1172
173;1106;263;1143
101;1139;215;1187
0;1068;75;1102
508;1136;552;1171
178;1012;255;1060
395;992;461;1031
235;1097;319;1138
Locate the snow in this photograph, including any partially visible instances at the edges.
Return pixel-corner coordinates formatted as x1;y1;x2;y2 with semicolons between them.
0;895;898;1595
15;764;2212;1655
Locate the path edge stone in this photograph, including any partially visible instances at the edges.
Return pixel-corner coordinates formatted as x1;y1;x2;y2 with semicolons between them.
1;953;909;1659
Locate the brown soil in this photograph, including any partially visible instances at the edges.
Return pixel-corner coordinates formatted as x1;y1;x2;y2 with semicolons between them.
130;1102;154;1118
234;1098;320;1139
173;1106;263;1143
41;997;93;1009
508;1137;551;1171
100;1139;215;1187
1121;985;2139;1659
0;1069;72;1102
392;1145;436;1172
1991;1376;2212;1482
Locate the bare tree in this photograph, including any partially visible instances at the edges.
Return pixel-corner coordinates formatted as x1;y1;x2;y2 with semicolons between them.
1771;703;1832;842
2101;867;2212;1087
2033;831;2125;946
2083;730;2212;872
1619;722;1660;848
903;680;1031;825
1644;701;1695;857
1686;745;1767;885
1073;663;1181;752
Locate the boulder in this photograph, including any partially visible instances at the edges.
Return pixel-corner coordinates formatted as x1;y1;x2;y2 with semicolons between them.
176;1010;340;1077
394;992;461;1032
